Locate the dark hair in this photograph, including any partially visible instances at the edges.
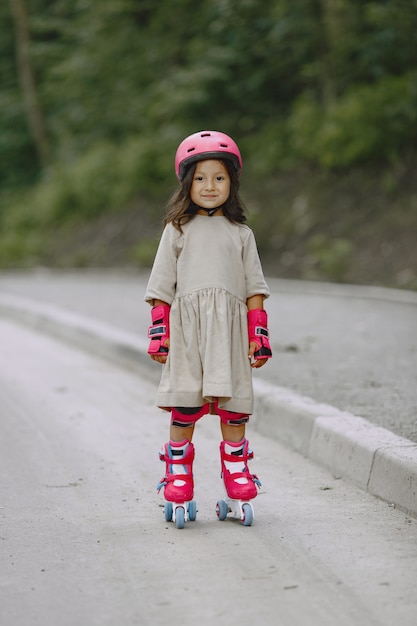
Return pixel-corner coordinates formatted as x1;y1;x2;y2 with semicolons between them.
164;159;247;232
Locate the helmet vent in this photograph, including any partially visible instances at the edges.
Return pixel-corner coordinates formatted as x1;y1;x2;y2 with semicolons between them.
220;143;228;147
187;147;196;153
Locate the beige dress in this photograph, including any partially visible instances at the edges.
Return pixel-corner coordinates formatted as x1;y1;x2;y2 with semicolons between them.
145;215;270;414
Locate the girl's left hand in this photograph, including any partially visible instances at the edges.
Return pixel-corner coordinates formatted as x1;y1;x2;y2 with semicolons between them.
248;342;268;368
150;338;170;364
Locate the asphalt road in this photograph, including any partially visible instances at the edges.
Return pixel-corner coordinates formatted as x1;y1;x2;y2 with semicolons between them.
1;318;417;626
0;269;416;442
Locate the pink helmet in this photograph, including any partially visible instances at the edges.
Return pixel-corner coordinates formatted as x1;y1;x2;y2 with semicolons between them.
175;130;242;180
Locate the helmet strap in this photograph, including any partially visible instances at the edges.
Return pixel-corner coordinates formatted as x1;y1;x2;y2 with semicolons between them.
189;201;221;217
201;207;218;217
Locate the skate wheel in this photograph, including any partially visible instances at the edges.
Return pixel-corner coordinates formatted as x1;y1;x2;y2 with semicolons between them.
164;501;173;522
188;500;197;521
216;499;228;521
241;503;253;526
175;506;185;529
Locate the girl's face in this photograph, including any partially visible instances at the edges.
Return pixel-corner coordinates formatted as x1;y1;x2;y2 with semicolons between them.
190;160;231;212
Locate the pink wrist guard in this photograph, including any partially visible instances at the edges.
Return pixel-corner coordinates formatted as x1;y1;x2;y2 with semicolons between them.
247;308;272;359
148;305;170;356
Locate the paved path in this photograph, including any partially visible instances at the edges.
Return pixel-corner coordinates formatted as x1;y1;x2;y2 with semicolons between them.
1;318;417;626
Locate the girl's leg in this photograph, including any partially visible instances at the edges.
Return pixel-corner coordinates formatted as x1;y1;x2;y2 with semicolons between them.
220;421;245;442
169;405;209;441
217;406;260;500
170;423;195;442
217;403;249;442
158;405;209;504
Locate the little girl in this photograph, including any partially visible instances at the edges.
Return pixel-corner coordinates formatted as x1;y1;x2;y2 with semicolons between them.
145;130;272;526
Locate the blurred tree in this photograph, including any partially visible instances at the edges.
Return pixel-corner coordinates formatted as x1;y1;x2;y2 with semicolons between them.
0;3;37;190
1;0;416;193
9;0;50;166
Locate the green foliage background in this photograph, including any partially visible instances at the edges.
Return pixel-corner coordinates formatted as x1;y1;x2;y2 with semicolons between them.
1;0;416;287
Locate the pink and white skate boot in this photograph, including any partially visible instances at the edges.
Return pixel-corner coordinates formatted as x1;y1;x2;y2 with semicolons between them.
157;439;197;528
216;438;261;526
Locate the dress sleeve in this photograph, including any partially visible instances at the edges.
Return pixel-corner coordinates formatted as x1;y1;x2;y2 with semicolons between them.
242;228;270;299
144;225;179;305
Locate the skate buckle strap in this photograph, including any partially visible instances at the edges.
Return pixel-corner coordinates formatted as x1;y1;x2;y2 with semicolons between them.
222;449;253;463
252;474;262;488
224;468;261;484
156;478;167;492
159;451;193;464
156;470;193;493
221;469;262;490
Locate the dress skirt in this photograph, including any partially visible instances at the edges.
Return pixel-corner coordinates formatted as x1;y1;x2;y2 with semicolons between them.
156;288;254;414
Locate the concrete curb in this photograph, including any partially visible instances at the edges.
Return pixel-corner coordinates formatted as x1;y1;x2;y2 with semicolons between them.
253;380;417;516
1;291;416;518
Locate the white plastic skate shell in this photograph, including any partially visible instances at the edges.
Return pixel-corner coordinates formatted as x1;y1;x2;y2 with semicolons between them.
163;499;197;529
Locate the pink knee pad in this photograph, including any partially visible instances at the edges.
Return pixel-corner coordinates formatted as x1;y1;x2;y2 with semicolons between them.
215;402;249;426
171;404;210;428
